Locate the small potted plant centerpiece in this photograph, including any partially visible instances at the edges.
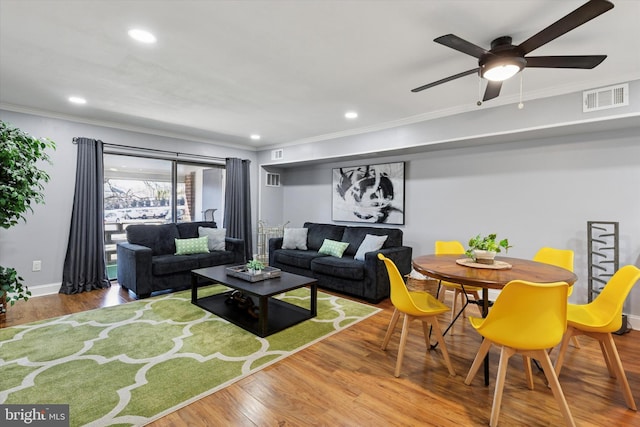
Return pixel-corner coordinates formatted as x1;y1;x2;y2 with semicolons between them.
246;259;265;275
466;233;511;265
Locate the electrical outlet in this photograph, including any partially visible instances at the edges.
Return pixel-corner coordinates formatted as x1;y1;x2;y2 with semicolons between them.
32;260;42;271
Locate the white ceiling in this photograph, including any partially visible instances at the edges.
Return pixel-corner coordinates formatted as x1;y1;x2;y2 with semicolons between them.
1;0;638;150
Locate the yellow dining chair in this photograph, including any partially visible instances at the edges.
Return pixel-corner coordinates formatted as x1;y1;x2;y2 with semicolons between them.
378;253;456;378
464;280;574;427
554;264;640;411
435;240;483;322
524;247;578;383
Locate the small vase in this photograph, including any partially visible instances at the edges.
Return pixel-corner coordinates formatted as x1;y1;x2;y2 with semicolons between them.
473;250;496;265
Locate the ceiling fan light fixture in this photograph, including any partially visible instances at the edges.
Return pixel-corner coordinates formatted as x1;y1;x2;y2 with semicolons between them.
480;56;526;82
482;64;521;81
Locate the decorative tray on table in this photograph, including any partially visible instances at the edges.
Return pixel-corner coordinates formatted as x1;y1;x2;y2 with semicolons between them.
225;265;282;282
456;258;512;270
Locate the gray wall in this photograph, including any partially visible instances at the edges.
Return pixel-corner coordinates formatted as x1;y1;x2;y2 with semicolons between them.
256;80;640;327
268;129;640;325
0;110;257;294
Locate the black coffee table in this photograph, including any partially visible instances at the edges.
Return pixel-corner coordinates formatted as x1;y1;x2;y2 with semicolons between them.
191;265;318;337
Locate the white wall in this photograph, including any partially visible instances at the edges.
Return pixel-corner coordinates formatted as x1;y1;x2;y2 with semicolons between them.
0;110;257;295
264;127;640;326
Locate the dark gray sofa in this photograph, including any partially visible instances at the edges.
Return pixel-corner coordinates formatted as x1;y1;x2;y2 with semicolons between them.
116;221;245;298
269;222;412;303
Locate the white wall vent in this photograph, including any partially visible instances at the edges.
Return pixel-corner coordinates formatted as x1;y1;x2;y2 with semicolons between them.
271;149;284;160
266;172;281;187
583;83;629;112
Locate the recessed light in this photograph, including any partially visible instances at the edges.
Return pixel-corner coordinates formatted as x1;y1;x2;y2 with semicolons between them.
68;96;87;104
345;111;358;119
128;29;156;44
250;134;261;140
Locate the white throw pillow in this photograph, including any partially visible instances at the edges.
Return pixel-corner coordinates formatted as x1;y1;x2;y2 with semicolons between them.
354;234;388;261
282;228;308;250
198;227;227;251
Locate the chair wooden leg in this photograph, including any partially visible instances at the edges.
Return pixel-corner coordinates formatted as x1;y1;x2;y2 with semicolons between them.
450;289;460;322
534;349;576;427
381;308;400;350
421;319;432;347
554;326;575;377
489;346;516;427
598;339;616;378
394;314;412;377
523;355;534;390
430;317;456;376
601;332;637;410
571;335;581;349
465;338;492;385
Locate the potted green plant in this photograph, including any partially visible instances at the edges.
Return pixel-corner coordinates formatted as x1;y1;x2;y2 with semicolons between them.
0;267;31;314
466;233;511;265
246;259;265;275
0;120;55;315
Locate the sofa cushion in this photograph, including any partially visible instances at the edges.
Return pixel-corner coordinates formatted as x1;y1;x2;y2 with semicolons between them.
282;228;308;250
175;236;209;255
177;221;218;239
304;222;345;251
273;249;325;270
126;223;180;256
341;226;402;255
318;239;350;258
152;254;199;276
198;226;227;251
311;256;365;280
354;234;388;261
192;251;235;268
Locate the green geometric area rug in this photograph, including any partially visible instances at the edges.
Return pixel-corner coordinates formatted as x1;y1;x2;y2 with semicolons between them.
0;286;381;426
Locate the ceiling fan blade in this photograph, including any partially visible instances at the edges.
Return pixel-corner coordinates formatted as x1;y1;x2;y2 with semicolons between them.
525;55;607;69
483;81;503;101
411;68;479;93
518;0;614;55
434;34;490;59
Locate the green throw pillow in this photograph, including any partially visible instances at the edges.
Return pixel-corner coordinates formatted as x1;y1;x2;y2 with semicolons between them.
175;236;210;255
318;238;349;258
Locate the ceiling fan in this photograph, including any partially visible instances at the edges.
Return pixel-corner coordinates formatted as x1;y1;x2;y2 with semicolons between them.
411;0;614;103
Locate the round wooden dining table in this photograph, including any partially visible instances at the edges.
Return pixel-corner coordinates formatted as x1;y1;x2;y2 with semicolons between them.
412;254;578;385
413;254;578;300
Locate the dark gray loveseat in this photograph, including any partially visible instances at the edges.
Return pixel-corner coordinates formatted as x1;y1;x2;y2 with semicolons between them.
117;221;245;298
269;222;412;303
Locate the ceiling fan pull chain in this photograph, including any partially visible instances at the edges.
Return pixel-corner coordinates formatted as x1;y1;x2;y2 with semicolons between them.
518;72;524;110
477;76;482;106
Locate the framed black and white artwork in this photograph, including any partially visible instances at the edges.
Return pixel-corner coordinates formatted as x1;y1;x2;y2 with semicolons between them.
332;161;405;224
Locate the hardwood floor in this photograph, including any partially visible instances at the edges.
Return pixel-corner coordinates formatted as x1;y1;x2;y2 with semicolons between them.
3;283;639;426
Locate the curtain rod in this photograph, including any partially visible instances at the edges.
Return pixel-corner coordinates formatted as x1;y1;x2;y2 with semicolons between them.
99;141;225;162
72;137;103;144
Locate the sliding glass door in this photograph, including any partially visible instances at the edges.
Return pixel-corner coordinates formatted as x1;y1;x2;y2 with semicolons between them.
103;153;225;279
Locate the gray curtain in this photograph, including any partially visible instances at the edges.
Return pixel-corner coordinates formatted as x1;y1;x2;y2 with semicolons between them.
224;158;252;261
60;138;110;294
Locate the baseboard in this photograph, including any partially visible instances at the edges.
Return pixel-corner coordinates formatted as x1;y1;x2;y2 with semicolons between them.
28;282;61;297
625;313;639;331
